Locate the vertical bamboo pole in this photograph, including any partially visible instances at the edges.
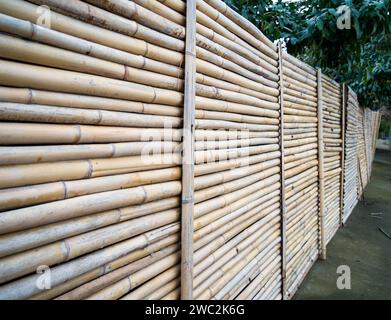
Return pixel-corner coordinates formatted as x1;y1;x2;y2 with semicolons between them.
181;0;196;300
362;108;370;182
339;83;346;227
317;68;326;260
277;41;287;300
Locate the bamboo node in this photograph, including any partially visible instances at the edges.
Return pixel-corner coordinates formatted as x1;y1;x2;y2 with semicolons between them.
123;65;129;81
97;110;103;124
27;88;33;104
62;239;71;261
29;22;36;39
86;159;93;178
62;181;68;199
140;57;147;70
74;124;82;144
110;143;116;158
140;185;148;203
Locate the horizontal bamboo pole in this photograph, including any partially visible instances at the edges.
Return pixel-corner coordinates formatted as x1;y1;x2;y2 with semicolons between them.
0;223;179;299
123;264;180;300
0;13;182;78
0;208;180;284
0;154;180;189
194;167;280;206
0;166;180;211
0;60;183;106
0;87;182;116
0;197;179;257
194;210;279;292
203;0;277;53
0;0;184;65
86;252;180;300
30;0;184;51
0;141;181;166
194;214;281;292
0;102;181;127
0;181;182;235
56;242;179;300
30;233;179;299
195;150;280;174
194;189;280;245
0;122;183;145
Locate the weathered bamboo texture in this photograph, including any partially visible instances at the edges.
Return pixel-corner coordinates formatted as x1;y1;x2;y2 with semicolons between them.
0;0;381;301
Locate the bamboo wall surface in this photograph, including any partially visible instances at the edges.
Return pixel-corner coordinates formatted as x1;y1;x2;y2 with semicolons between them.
0;0;381;300
281;54;319;298
321;74;342;245
343;89;359;223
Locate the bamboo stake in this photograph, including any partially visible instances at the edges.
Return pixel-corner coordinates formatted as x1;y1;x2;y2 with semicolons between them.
278;41;287;300
181;0;196;300
317;68;326;260
340;83;346;227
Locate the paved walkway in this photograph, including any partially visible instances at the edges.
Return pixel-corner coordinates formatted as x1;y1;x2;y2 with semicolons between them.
295;149;391;300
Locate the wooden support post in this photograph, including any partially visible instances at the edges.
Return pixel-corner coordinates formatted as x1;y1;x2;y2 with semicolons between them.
339;83;346;227
181;0;196;300
277;41;287;300
317;69;326;260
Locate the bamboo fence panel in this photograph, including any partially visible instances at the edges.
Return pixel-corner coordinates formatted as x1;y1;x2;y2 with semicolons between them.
282;54;320;299
343;88;359;223
321;74;343;245
357;105;368;195
0;0;185;301
187;0;281;300
0;0;381;300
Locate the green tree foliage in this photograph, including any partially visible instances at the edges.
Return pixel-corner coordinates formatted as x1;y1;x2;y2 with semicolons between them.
224;0;391;110
379;118;391;138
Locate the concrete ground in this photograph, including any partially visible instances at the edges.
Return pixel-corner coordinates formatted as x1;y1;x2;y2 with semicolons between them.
295;149;391;300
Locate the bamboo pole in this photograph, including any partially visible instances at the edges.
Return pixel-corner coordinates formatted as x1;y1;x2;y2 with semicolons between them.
203;0;277;53
180;0;196;300
29;0;184;52
340;83;346;227
0;60;183;106
0;223;180;299
0;13;183;78
0;0;184;66
277;41;286;300
317;68;326;260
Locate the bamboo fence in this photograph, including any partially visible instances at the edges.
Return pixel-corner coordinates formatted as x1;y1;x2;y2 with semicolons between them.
0;0;381;300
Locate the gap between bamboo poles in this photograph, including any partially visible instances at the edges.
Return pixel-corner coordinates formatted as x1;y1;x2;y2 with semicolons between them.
277;41;287;300
181;0;196;300
317;69;326;260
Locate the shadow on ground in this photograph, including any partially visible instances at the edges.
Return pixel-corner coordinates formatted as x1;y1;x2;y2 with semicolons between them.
295;149;391;300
